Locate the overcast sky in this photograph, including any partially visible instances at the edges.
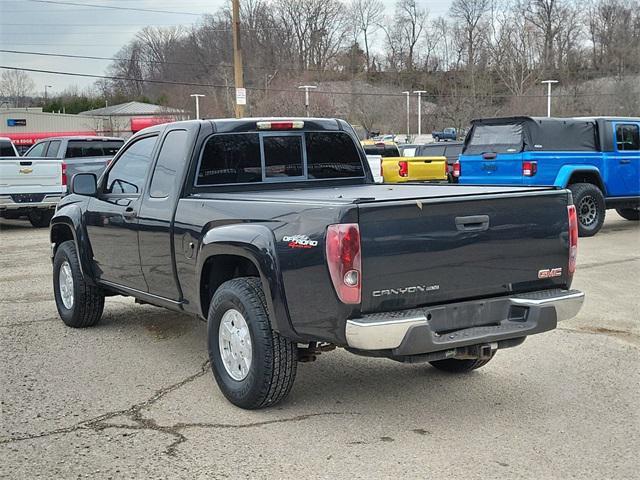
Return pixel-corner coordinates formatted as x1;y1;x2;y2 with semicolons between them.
0;0;453;96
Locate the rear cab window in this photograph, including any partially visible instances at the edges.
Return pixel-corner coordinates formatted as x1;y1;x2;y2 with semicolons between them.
466;124;524;154
0;140;17;157
66;140;124;158
196;131;364;186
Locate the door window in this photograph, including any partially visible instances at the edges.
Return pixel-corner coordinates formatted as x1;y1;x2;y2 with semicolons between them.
46;140;61;158
149;130;188;198
0;140;16;156
105;136;157;194
197;133;261;185
615;124;640;151
25;142;48;157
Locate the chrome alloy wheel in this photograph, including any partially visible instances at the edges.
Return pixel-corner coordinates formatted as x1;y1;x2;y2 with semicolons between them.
59;260;74;309
579;195;597;226
219;309;253;381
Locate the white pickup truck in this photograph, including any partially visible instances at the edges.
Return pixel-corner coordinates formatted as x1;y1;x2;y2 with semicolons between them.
0;157;65;227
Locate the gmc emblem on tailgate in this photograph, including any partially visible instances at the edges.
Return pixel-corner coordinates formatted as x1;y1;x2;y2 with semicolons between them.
538;268;562;279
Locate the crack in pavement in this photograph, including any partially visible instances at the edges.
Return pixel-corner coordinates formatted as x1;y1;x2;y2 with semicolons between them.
0;316;60;329
558;326;640;347
578;256;640;270
0;359;358;456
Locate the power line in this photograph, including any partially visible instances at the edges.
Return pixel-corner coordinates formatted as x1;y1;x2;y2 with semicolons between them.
25;0;203;16
0;65;624;99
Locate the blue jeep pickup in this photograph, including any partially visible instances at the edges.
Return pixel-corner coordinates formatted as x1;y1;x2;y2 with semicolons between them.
456;116;640;236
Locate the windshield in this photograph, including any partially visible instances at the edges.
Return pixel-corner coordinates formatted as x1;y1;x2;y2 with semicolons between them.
465;124;523;154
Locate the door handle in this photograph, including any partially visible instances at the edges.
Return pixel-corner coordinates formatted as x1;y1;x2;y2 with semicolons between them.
619;159;631;164
455;215;490;232
123;207;137;219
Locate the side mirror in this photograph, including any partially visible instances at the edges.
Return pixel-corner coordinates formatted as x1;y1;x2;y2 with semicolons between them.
70;173;97;196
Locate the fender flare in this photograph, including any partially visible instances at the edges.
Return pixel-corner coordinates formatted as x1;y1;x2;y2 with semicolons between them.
50;204;96;285
196;223;296;339
554;165;604;191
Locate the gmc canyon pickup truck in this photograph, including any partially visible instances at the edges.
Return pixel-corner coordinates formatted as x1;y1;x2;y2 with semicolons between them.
50;118;584;409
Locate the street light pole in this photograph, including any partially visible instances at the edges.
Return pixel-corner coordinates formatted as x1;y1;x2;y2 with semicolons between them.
541;80;558;117
190;94;205;119
413;90;427;136
402;91;410;139
44;85;52;102
298;85;317;117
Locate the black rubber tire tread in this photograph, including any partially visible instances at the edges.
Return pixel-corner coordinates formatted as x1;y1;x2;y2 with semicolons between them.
616;208;640;221
569;182;606;237
53;240;105;328
429;353;495;373
208;277;297;409
28;209;54;228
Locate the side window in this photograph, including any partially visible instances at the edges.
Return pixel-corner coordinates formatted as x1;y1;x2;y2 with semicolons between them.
263;135;303;178
197;133;261;185
105;136;157;194
46;140;61;158
0;141;16;156
149;130;188;198
616;124;640;151
26;142;48;157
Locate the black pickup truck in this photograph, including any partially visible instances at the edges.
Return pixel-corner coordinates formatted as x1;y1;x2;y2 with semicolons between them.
50;118;584;409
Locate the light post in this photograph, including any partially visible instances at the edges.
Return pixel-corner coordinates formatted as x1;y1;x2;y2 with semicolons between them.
44;85;52;102
541;80;558;117
402;91;410;139
190;94;205;120
413;90;427;136
298;85;317;117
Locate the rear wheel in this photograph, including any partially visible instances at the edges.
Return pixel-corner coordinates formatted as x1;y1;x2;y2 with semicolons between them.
28;209;54;228
208;277;297;409
429;353;495;373
616;207;640;221
568;183;605;237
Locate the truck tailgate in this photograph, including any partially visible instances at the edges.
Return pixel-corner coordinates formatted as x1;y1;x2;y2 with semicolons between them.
358;189;571;313
0;159;63;193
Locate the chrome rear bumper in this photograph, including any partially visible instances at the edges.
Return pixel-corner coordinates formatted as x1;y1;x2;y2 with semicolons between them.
346;289;584;354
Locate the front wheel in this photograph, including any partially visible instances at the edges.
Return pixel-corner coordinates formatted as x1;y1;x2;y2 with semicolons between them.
616;207;640;221
53;240;105;327
28;209;54;228
207;277;297;409
568;183;606;237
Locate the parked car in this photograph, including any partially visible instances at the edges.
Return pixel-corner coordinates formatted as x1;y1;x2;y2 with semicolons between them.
0;137;19;157
457;116;640;236
363;141;447;183
416;142;464;182
51;117;584;409
432;127;457;142
0;157;64;227
24;136;124;183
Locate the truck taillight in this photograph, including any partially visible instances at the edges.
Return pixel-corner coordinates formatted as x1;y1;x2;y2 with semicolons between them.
453;161;461;178
523;161;537;176
326;223;361;304
398;160;408;177
61;161;67;187
568;205;578;274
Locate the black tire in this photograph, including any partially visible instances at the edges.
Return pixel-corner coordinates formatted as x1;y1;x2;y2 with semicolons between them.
207;277;297;409
569;183;606;237
53;240;105;328
28;209;54;228
429;353;495;373
616;207;640;221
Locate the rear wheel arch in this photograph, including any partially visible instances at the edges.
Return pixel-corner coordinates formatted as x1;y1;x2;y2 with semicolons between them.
51;222;75;253
566;170;606;194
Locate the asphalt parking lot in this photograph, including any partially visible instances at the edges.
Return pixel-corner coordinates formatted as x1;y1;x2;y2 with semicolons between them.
1;213;638;480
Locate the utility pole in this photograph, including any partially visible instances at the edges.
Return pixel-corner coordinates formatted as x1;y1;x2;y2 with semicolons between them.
413;90;427;136
402;91;410;139
541;80;558;117
231;0;245;118
298;85;317;117
44;85;52;102
190;94;205;119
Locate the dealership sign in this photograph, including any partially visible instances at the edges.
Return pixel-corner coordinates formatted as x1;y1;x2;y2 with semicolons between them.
7;119;27;127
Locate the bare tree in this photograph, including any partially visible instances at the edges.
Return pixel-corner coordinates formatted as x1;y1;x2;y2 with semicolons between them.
451;0;490;68
349;0;384;71
0;70;36;107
